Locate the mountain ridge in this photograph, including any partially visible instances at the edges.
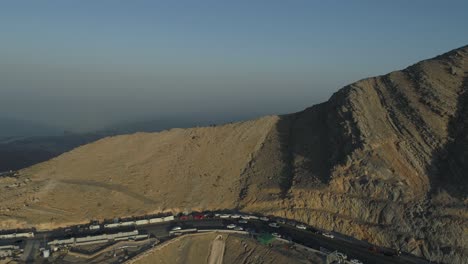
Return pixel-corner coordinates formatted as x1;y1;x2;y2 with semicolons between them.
0;45;467;263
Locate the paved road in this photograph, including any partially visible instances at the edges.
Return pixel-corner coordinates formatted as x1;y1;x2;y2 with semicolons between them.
142;219;429;264
21;239;40;263
2;218;430;264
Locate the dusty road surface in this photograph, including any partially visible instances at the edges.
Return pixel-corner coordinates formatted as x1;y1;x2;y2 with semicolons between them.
207;235;226;264
132;233;217;264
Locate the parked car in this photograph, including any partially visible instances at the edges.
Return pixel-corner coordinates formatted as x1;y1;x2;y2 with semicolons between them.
276;219;286;224
268;222;280;228
350;259;363;264
260;217;269;221
248;215;259;220
193;214;204;220
296;224;307;230
171;226;182;231
226;224;237;229
179;215;189;221
203;213;214;218
238;219;248;224
271;232;281;238
230;214;241;219
322;232;334;239
233;226;244;231
220;214;231;219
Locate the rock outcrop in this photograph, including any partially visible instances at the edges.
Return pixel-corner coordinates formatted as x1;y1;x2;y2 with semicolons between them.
0;45;466;263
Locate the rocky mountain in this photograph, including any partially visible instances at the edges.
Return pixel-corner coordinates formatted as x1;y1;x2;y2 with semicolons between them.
0;45;466;263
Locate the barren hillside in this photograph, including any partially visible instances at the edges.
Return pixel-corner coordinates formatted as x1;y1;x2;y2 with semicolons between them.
0;45;467;263
0;116;278;229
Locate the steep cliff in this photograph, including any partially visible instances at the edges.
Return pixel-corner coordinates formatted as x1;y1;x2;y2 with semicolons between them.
240;45;468;264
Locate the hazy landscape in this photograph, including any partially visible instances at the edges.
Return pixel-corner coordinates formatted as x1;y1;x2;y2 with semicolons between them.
0;45;466;264
0;2;467;264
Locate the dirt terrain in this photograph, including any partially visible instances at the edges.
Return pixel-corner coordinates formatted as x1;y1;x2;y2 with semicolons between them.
207;235;225;264
132;233;322;264
0;45;467;263
134;233;218;264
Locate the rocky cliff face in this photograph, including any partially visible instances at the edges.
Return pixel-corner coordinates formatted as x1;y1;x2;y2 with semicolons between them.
239;45;468;263
0;45;466;263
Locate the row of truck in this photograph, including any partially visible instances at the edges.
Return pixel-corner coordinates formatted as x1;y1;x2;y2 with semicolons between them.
0;232;34;240
48;230;148;247
0;211;401;261
101;215;175;229
0;215;176;242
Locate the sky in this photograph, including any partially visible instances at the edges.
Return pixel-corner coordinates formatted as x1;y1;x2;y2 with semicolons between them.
1;1;467;132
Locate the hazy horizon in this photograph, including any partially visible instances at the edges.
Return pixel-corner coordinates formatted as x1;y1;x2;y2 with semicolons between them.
1;1;467;132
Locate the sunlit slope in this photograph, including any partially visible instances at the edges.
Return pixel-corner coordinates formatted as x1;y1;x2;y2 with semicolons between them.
0;116;279;228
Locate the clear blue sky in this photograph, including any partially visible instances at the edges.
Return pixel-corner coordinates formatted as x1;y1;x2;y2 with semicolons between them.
1;1;467;131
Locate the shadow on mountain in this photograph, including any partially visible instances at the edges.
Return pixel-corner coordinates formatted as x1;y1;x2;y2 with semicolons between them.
276;103;334;195
428;77;468;198
275;87;365;195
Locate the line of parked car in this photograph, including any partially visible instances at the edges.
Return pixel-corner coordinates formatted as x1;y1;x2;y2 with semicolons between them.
174;211;338;241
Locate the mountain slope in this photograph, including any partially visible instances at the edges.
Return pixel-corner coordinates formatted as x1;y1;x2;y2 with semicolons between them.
0;45;466;263
0;116;278;228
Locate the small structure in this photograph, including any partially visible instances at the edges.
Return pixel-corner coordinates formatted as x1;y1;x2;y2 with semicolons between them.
42;249;50;258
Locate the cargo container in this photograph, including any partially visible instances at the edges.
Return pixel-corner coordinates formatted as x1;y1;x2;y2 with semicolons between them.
75;239;108;246
163;216;175;222
76;234;107;243
119;221;135;227
0;245;19;250
104;223;120;229
48;238;75;246
108;230;139;240
135;220;149;226
0;232;34;239
149;217;163;223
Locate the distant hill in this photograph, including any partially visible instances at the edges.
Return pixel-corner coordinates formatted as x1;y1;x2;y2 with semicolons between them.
0;115;258;171
1;45;467;264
